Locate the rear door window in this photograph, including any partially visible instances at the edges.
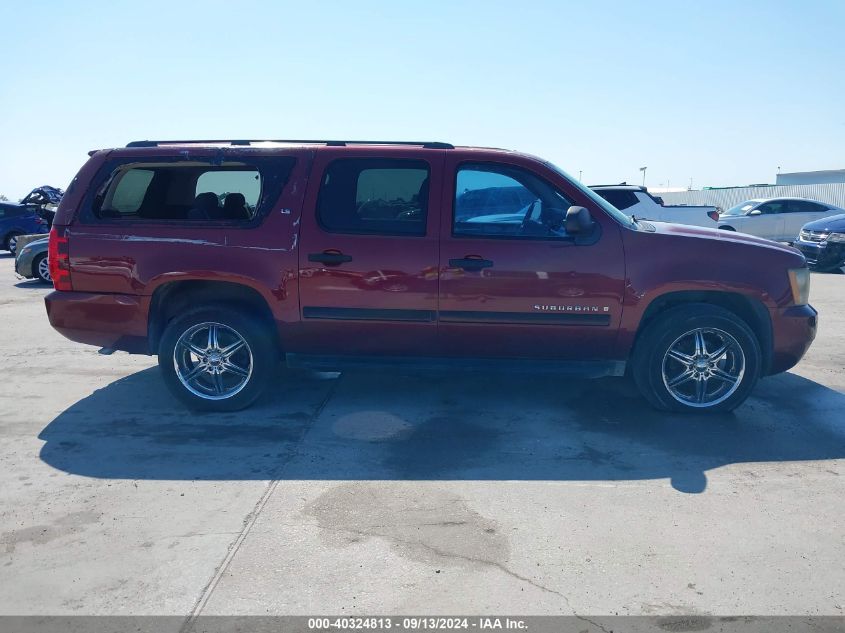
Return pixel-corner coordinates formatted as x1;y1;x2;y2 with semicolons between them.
317;159;430;236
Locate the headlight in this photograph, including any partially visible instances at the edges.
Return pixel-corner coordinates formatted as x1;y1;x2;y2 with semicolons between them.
788;267;811;306
827;232;845;243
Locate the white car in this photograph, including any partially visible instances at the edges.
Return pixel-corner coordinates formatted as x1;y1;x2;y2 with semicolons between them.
591;185;719;228
717;197;845;242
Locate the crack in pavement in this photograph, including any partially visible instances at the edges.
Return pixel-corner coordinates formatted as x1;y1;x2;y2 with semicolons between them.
321;524;572;606
179;375;341;633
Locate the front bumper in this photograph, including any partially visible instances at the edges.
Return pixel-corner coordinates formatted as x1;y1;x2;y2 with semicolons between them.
794;238;845;270
14;250;35;278
768;303;818;375
44;291;151;353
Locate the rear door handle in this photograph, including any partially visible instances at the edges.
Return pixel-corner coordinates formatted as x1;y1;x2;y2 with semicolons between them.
449;257;494;271
308;251;353;265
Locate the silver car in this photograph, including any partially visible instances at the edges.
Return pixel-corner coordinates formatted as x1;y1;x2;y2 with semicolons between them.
717;197;844;242
14;236;50;284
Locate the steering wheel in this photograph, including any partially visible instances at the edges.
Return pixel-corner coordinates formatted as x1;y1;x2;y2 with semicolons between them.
519;199;540;233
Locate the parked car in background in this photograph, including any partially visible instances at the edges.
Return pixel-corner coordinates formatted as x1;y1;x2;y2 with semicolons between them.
591;184;720;227
43;139;816;414
717;197;844;242
14;236;50;283
0;186;63;254
793;213;845;272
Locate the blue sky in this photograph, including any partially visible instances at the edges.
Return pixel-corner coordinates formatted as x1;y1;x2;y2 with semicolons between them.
1;0;844;200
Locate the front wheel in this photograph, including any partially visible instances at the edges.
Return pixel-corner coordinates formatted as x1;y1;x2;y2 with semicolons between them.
158;305;278;411
632;304;761;412
34;253;51;283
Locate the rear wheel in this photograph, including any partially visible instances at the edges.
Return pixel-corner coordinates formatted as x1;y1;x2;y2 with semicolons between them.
632;304;761;412
158;305;278;411
34;253;51;283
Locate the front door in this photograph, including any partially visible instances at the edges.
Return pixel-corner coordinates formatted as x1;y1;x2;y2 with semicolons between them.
437;155;626;360
750;201;787;240
295;149;443;356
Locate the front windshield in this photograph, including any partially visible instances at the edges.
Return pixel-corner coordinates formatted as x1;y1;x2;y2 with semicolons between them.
545;162;635;228
722;201;758;217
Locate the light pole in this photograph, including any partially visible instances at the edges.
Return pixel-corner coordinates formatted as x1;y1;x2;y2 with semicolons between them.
639;166;647;187
578;170;582;181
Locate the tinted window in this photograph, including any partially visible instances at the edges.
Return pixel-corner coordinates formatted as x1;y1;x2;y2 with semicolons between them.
92;160;291;222
594;189;638;211
317;159;429;235
757;201;786;215
454;163;573;238
787;200;828;213
110;169;154;213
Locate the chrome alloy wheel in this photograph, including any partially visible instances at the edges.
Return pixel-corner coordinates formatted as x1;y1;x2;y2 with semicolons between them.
173;322;253;400
661;327;745;408
37;256;51;282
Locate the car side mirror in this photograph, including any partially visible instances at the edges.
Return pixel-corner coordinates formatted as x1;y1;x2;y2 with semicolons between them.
565;206;594;234
748;209;762;216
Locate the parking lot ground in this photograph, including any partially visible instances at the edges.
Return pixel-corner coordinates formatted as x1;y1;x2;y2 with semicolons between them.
0;253;843;617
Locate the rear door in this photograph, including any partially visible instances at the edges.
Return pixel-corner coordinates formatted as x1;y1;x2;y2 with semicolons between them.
437;153;626;360
295;148;443;356
784;200;836;240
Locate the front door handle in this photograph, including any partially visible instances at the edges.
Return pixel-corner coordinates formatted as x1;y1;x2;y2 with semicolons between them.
449;257;494;271
308;251;353;265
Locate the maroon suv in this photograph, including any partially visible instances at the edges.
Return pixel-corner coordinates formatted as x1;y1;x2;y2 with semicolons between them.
45;139;817;412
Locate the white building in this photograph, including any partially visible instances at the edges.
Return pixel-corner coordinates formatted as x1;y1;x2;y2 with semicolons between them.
776;169;845;186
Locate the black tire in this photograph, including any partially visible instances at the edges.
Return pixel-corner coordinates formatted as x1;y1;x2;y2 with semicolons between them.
33;253;51;283
718;225;736;231
809;263;844;274
631;304;761;413
4;231;23;254
158;304;279;412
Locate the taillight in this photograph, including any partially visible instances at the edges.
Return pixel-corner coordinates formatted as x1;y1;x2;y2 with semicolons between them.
48;227;73;291
708;210;720;222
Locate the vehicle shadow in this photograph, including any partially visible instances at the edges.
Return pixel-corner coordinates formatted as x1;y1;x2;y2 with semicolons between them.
38;367;845;493
13;279;50;290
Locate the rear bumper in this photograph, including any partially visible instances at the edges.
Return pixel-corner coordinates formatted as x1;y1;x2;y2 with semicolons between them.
794;238;845;269
767;304;818;375
44;291;151;353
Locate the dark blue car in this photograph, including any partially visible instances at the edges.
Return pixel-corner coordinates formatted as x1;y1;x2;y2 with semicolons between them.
794;213;845;272
0;186;62;254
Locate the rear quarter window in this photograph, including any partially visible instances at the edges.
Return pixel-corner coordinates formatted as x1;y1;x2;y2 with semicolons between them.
86;157;294;224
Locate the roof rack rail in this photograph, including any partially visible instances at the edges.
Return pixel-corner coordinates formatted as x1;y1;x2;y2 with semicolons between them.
126;139;454;149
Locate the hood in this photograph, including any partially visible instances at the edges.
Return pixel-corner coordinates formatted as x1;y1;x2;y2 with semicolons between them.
17;236;49;255
648;221;799;255
803;212;845;232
